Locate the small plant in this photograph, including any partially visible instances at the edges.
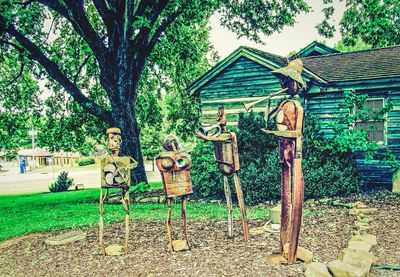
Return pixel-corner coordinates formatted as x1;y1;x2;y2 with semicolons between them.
78;157;95;166
131;182;151;194
49;171;75;192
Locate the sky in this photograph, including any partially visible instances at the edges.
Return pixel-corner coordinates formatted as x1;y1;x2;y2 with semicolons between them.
208;0;346;59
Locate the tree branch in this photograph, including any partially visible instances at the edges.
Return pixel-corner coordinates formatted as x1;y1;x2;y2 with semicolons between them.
3;21;112;124
73;54;93;84
4;63;25;87
36;0;108;66
92;0;114;33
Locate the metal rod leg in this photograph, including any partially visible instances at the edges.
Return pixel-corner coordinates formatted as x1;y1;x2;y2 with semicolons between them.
223;176;233;238
122;188;130;255
181;195;190;248
287;158;304;264
233;173;250;241
280;163;291;251
99;188;106;255
166;198;174;251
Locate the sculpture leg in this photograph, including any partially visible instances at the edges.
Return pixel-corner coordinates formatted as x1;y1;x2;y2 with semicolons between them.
99;188;107;255
233;173;250;241
287;158;304;263
121;187;130;255
181;195;190;248
280;163;291;252
223;176;233;238
166;198;174;251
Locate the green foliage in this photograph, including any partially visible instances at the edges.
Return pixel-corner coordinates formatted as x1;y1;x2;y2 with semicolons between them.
191;111;361;204
131;181;151;195
320;0;400;48
48;171;75;193
78;158;95;167
190;140;224;199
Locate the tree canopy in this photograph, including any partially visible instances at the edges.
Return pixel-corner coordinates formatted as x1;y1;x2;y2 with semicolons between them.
319;0;400;48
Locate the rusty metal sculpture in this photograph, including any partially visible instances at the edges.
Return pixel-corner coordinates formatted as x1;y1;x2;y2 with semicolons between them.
197;107;250;241
99;127;137;255
156;135;193;251
244;59;306;263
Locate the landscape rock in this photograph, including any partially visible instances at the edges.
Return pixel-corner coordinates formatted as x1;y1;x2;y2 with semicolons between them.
349;234;377;246
105;244;125;256
348;241;373;252
45;230;86;246
349;208;377;216
355;222;370;231
338;248;376;275
318;198;331;204
269;205;281;224
139;197;159;203
305;262;332;277
265;253;287;265
168;240;189;252
250;226;266;235
327;260;366;277
283;243;313;263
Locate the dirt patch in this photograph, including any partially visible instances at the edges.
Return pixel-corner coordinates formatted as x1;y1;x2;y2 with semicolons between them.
0;194;399;277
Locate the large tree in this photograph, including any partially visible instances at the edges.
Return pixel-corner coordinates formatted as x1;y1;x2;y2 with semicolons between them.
0;0;310;182
318;0;400;47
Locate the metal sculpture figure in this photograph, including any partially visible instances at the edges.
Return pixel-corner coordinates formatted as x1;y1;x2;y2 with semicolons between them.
156;135;193;251
244;59;306;263
99;127;138;255
197;107;250;241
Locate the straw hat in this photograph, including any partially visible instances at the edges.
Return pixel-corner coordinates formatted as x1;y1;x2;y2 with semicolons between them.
272;59;306;89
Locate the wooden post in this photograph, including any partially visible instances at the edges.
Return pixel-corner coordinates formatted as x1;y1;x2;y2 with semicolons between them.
233;173;250;241
280;163;291;251
166;198;174;251
182;195;190;248
99;188;105;254
223;176;233;238
287;158;304;263
122;188;130;255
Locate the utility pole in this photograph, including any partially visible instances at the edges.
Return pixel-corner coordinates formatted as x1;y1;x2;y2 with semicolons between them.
28;129;37;168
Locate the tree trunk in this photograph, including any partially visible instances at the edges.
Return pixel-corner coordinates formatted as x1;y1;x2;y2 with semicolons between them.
110;101;147;184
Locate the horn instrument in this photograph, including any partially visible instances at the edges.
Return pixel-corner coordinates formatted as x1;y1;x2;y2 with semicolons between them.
198;124;222;137
243;88;288;111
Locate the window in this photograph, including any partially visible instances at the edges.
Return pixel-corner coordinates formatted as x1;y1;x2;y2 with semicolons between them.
354;98;386;144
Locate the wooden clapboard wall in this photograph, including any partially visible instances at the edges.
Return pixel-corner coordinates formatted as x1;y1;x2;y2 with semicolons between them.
198;56;283;124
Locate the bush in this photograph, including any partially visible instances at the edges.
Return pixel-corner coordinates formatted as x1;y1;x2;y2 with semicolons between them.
191;111;361;204
78;157;95;166
49;171;75;192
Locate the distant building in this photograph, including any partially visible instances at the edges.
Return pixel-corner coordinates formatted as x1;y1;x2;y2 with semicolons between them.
17;148;81;167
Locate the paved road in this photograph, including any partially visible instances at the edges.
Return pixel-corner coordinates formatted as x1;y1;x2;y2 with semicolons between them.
0;163;161;195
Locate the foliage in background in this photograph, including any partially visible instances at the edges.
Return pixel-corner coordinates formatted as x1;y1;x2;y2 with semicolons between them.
48;171;75;192
319;0;400;48
78;158;95;167
191;111;361;204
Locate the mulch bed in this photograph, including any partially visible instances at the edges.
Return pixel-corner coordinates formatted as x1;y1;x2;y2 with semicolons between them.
1;193;399;277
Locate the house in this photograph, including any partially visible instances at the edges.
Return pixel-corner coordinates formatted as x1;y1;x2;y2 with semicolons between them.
187;41;400;188
18;148;81;168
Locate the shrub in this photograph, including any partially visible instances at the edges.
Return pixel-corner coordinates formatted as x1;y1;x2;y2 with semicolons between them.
78;157;95;166
191;111;361;204
49;171;75;192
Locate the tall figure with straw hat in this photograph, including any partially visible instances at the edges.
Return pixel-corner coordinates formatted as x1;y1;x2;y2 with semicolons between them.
244;59;307;263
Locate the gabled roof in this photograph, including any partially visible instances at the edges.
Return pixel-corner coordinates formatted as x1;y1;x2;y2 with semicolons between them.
187;46;326;94
187;46;287;94
290;41;339;58
302;45;400;83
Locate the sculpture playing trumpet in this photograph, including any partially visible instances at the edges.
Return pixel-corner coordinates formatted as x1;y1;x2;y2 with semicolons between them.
243;87;288;113
244;59;307;264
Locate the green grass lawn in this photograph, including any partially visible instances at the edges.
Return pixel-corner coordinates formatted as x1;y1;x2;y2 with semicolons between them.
0;182;318;242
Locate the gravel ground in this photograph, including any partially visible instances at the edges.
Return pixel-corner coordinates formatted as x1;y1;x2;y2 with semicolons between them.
1;193;399;277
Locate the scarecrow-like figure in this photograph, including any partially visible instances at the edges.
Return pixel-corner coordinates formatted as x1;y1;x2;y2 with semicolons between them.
197;108;250;241
246;59;306;263
99;127;138;255
156;135;193;251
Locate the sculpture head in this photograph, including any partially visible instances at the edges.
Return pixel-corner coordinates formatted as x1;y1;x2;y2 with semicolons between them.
106;127;122;155
162;134;181;152
272;59;306;96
